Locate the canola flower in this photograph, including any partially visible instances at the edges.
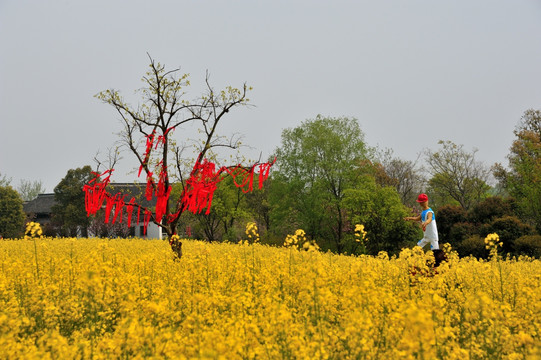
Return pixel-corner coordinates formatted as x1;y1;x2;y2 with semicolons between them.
24;221;43;239
353;224;369;255
485;232;503;260
243;222;260;244
0;236;539;359
283;229;320;252
354;224;368;243
283;228;305;248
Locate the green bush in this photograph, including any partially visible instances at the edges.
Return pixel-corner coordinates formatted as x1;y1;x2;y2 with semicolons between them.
448;222;476;245
343;179;418;256
436;205;468;242
468;196;516;224
455;234;488;259
513;235;541;258
484;216;534;253
0;186;25;238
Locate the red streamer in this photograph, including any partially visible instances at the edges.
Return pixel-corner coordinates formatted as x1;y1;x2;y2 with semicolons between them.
154;165;171;224
104;194;117;224
143;209;152;235
83;128;275;237
138;127;174;177
126;198;136;228
181;158;224;215
138;131;155;177
258;157;276;189
111;194;126;224
145;172;154;201
179;156;276;215
83;169;114;216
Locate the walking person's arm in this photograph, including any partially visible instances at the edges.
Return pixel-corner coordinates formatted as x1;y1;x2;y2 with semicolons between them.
404;215;421;222
421;212;433;231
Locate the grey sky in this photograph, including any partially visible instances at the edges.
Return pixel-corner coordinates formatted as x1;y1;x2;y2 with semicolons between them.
1;0;540;192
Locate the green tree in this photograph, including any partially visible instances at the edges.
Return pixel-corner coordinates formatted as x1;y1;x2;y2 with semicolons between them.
270;115;368;252
0;185;25;238
52;166;95;237
190;176;252;242
244;182;271;238
268;175;323;244
425;140;491;210
342;176;419;255
494;109;541;232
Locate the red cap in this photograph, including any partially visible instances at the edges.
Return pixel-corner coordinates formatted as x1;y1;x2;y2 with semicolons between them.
416;193;428;203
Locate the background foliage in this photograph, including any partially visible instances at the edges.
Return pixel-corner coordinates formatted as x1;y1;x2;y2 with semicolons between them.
0;185;25;238
2;108;541;258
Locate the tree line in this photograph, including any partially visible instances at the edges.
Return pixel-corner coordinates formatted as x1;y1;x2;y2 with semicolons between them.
2;111;539;258
1;58;539;258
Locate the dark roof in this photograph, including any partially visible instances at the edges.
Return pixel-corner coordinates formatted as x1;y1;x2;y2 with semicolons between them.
105;183;157;207
23;193;56;214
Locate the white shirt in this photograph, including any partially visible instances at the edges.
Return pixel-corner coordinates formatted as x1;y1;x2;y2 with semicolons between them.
422;208;438;240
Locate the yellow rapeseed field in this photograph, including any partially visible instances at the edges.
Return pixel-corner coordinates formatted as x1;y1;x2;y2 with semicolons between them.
0;234;539;359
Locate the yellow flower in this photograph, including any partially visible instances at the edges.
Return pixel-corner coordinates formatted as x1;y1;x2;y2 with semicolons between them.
283;229;317;251
24;222;43;239
484;233;502;260
0;235;538;358
244;222;259;244
354;224;368;243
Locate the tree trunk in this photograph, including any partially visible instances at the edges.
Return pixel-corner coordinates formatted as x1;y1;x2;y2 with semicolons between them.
170;237;182;259
164;223;182;259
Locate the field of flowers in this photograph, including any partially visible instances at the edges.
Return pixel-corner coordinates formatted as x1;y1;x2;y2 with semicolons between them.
0;233;540;359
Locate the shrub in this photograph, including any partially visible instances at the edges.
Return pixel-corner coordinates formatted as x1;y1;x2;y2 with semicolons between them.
436;205;468;242
42;222;58;237
484;216;534;254
448;222;476;245
513;235;541;258
468;196;516;224
343;180;418;256
0;186;25;238
455;234;488;259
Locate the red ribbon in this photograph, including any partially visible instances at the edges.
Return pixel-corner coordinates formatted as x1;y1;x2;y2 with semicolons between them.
83;130;275;236
154;166;171;223
181;158;223;215
126;198;136;228
82;169;114;216
143;209;152;235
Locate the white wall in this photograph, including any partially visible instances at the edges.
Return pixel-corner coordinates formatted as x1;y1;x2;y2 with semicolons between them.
134;223;162;240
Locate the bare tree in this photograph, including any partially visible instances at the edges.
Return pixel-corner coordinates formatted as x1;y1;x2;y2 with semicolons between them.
385;158;425;205
0;172;11;187
378;149;425;206
425;140;491;210
87;56;273;258
93;147;121;173
17;179;46;201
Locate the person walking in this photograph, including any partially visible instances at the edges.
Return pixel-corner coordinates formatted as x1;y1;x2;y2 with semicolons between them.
405;193;439;250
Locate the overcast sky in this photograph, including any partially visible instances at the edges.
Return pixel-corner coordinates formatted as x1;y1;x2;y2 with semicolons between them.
1;0;540;192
